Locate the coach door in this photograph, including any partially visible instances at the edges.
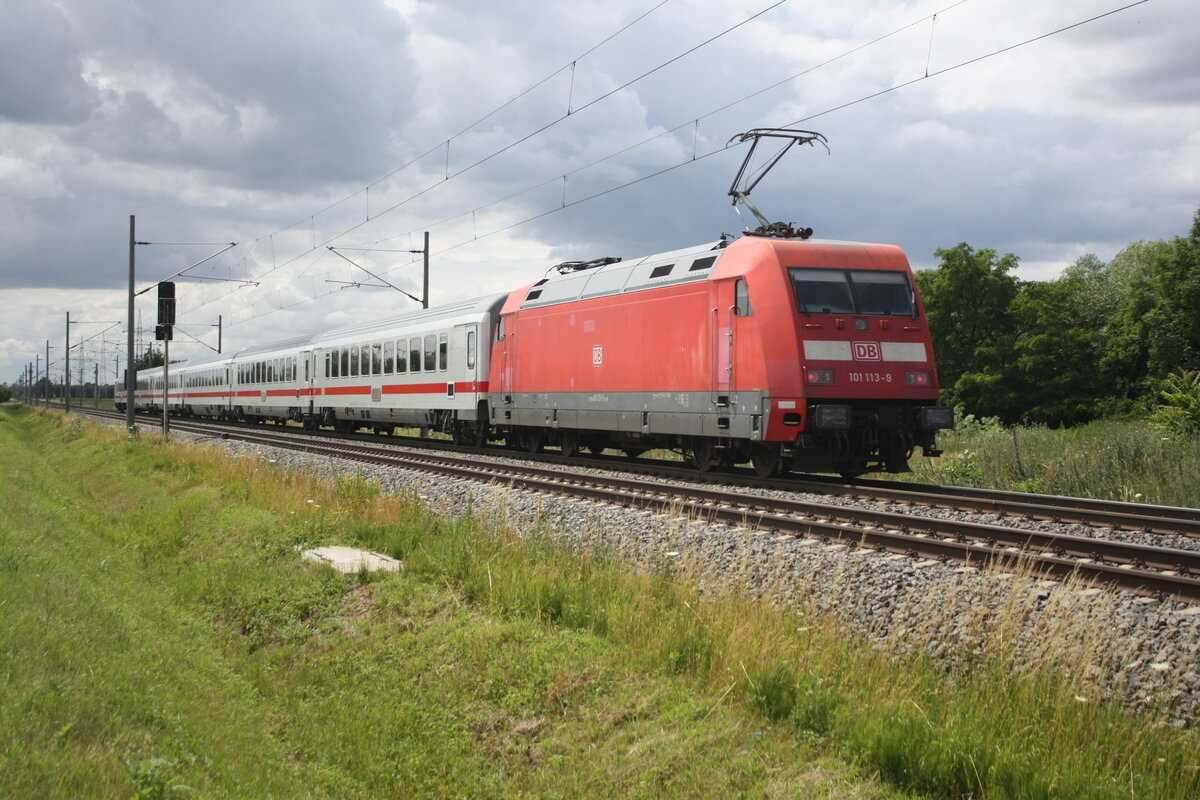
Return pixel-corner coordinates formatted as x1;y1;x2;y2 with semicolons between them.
300;349;315;411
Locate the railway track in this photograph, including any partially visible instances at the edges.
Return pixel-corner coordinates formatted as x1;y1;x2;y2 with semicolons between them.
74;406;1200;603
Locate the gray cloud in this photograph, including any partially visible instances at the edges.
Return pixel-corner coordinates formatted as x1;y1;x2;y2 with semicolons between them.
2;0;1198;381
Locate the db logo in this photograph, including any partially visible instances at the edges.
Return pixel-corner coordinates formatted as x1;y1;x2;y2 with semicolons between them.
852;341;881;361
592;345;604;366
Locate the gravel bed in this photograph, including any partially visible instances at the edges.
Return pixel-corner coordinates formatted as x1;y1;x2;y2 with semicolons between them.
127;417;1200;726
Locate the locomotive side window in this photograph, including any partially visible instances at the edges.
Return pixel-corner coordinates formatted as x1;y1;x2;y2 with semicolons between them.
496;318;505;342
734;279;752;317
424;335;436;372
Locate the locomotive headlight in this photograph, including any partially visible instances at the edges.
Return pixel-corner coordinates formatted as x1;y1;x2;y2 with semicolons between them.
812;404;851;429
805;368;835;385
905;370;933;386
920;406;954;430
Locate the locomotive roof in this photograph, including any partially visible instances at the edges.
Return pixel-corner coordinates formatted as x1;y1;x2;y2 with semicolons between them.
519;240;726;311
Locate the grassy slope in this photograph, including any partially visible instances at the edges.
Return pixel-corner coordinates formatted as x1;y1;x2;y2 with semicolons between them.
0;405;895;799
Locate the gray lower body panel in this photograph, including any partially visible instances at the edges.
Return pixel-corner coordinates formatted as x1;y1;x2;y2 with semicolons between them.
491;390;766;440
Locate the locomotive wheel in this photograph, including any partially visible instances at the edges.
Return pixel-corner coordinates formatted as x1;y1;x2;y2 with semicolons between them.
750;443;783;478
524;428;545;454
558;430;580;458
453;421;486;448
582;435;609;455
688;438;717;473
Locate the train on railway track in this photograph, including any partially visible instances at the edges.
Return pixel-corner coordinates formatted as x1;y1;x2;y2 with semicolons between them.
117;232;952;476
116;130;954;476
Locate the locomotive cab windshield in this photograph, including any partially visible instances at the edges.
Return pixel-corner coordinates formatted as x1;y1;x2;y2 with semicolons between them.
789;267;916;317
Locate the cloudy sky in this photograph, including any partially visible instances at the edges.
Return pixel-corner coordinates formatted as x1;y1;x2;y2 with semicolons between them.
2;0;1197;385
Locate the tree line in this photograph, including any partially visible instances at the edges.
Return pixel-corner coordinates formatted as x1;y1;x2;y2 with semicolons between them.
916;209;1200;428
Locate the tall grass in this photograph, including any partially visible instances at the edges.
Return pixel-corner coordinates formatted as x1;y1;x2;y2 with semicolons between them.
908;414;1200;507
357;488;1200;799
5;405;1198;798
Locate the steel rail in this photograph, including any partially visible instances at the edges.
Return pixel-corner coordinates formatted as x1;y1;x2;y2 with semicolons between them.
120;414;1200;604
64;405;1200;538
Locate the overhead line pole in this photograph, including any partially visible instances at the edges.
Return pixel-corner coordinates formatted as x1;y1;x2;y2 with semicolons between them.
127;215;137;434
65;312;71;414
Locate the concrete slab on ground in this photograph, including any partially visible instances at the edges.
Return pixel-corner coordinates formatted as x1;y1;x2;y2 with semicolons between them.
301;546;400;574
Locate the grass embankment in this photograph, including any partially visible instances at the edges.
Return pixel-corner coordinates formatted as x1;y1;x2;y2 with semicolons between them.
1;404;1197;799
906;416;1200;508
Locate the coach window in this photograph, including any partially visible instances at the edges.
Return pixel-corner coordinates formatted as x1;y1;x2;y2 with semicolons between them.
359;345;370;376
349;346;358;377
467;330;477;370
395;340;407;373
339;347;349;378
734;279;752;317
438;334;448;371
424;335;436;372
409;338;421;372
372;343;382;375
383;341;394;374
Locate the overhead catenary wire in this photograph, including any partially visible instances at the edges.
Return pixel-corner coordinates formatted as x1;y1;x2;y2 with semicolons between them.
230;0;680;281
203;0;1144;329
212;0;795;305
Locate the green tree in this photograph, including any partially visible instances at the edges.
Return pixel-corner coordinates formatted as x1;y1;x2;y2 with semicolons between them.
1098;212;1200;404
1008;276;1104;425
0;385;11;403
133;346;165;371
915;243;1020;417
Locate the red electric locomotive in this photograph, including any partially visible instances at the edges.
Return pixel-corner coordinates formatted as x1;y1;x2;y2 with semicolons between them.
488;233;951;476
